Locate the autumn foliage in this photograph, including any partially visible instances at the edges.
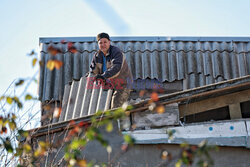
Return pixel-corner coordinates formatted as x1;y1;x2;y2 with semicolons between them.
0;48;217;167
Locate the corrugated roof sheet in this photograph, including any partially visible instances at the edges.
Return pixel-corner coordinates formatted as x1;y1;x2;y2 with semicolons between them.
39;37;250;102
57;75;113;123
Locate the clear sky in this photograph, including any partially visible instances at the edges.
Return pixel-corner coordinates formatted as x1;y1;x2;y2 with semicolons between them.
0;0;250;127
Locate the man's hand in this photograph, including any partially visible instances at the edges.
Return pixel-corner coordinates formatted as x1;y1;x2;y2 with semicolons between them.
94;75;115;91
95;75;106;84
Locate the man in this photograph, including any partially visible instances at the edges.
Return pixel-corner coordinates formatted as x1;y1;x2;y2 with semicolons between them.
90;32;133;109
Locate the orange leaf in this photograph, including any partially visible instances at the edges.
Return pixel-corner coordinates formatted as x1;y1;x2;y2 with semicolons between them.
77;159;87;167
68;42;73;48
156;105;165;114
147;99;153;104
73;126;80;133
54;60;63;69
46;60;55;71
32;58;37;67
79;121;85;127
69;120;75;125
69;47;77;53
121;144;128;152
2;127;7;134
151;92;159;101
69;129;76;136
61;39;67;44
68;42;77;53
48;45;59;56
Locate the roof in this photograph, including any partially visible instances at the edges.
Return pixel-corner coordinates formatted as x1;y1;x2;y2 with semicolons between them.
39;36;250;102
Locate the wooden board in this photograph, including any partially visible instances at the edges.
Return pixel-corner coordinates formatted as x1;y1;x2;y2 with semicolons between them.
132;103;179;128
179;89;250;117
229;103;242;119
124;120;250;147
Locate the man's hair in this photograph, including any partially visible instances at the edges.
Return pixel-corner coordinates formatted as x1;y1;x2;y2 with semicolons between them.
97;32;110;41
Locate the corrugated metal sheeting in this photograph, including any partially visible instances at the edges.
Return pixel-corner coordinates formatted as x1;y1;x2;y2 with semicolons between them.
57;75;113;123
39;37;250;102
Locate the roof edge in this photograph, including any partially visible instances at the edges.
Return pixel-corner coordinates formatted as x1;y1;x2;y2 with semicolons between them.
39;36;250;44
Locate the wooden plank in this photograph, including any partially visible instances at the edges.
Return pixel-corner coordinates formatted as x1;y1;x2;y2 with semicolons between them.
229;103;242;119
124;120;249;147
171;121;247;138
179;89;250;117
132;103;179;128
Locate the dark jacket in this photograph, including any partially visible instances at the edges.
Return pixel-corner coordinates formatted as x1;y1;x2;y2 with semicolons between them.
90;45;133;87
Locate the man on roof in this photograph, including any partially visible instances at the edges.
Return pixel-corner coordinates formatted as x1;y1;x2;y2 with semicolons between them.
90;32;133;109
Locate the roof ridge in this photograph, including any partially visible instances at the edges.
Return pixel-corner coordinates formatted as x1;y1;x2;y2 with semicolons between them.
40;36;250;43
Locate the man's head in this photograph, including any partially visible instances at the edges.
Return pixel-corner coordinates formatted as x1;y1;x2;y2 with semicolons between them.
97;32;111;54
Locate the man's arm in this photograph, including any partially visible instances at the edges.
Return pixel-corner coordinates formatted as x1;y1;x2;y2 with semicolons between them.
90;54;100;75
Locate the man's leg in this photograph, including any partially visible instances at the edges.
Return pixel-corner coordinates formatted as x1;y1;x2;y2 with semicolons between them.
111;88;131;130
111;88;130;109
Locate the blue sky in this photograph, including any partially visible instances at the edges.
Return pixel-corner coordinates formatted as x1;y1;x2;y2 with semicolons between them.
0;0;250;127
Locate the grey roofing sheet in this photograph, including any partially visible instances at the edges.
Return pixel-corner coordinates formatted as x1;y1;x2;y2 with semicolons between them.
39;37;250;102
57;76;113;123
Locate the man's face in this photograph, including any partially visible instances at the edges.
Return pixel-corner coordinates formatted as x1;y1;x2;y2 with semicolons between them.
98;38;110;54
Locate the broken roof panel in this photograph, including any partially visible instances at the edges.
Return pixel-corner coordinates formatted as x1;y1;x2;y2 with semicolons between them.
57;76;113;123
39;37;250;102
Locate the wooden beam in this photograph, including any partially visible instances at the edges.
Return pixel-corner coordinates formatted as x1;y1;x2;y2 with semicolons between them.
132;103;179;128
179;89;250;117
129;78;250;115
229;103;242;119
